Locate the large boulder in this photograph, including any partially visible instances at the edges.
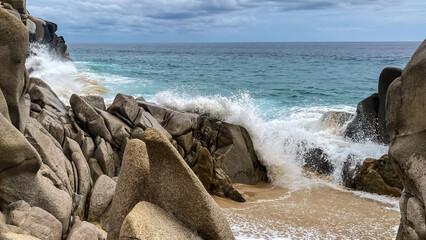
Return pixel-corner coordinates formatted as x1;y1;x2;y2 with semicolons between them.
2;0;26;14
386;40;426;239
67;218;105;240
143;128;235;240
354;155;402;197
106;139;150;240
5;201;62;240
88;175;116;222
0;8;30;132
119;202;202;240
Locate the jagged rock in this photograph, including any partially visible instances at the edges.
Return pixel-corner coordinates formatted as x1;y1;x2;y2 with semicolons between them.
70;94;113;144
345;93;379;142
108;94;139;124
177;132;193;153
96;109;130;146
143;128;235;240
210;158;245;203
6;201;62;240
88;158;104;182
88;175;116;222
119;202;202;240
303;148;334;175
133;108;172;139
0;8;30;132
341;154;359;188
354;155;402;197
94;138;119;177
81;95;106;111
191;145;213;191
67;218;105;240
138;101;199;137
107;139;150;240
387;40;426;239
27;78;67;116
376;67;402;144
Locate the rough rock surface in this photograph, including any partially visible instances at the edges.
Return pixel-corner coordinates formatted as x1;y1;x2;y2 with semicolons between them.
67;218;105;240
144;128;235;240
107;139;150;240
387;40;426;240
354;155;402;197
303;148;334;175
119;202;202;240
88;175;116;222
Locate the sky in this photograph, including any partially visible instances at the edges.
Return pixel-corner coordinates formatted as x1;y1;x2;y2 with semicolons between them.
27;0;426;43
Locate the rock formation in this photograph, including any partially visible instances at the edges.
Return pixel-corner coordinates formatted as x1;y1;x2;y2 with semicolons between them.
0;2;268;239
386;40;426;239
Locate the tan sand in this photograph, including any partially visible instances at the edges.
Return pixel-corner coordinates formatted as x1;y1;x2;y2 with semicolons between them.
214;183;400;239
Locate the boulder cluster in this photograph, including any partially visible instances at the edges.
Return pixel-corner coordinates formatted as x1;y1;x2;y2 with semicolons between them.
0;5;267;240
1;0;69;59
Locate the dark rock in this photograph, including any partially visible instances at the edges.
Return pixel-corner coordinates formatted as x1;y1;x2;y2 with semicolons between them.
341;154;359;188
303;148;334;175
345;93;379;142
377;67;402;144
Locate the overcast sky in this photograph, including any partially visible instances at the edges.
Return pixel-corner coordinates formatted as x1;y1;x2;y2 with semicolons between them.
28;0;425;43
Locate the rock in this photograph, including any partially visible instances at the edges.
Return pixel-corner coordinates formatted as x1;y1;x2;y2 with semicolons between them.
6;200;62;240
143;128;235;240
138;101;199;137
210;158;246;203
176;132;193;153
354;155;402;197
88;158;104;182
119;202;202;240
345;93;379;142
2;0;26;14
215;122;266;184
303;148;334;175
67;218;105;240
27;78;67;116
0;114;41;173
191;146;213;191
341;154;359;188
1;232;41;240
318;111;354;134
108;94;139;124
386;40;426;239
81;95;106;111
88;175;116;222
107;139;150;240
70;94;113;144
133;108;172;139
0;8;30;132
96;109;131;146
94;138;119;177
376;67;402;144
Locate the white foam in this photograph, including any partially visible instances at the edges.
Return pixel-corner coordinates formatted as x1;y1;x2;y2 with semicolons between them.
152;90;388;189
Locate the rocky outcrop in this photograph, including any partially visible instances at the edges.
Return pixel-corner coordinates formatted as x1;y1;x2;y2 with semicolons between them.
354;155;402;197
144;128;235;240
303;148;334;175
119;202;202;240
386;40;426;239
345;67;402;144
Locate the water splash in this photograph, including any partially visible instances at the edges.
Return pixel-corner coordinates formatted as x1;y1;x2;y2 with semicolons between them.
153;90;388;189
26;43;108;102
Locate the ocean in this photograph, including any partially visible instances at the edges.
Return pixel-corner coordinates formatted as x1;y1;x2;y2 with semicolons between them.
26;41;420;239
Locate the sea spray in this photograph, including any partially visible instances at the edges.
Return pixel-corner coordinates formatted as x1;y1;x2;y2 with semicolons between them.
26;43;108;102
152;90;388;189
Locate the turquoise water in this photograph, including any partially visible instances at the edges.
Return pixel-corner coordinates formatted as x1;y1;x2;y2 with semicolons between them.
27;42;419;189
68;42;418;119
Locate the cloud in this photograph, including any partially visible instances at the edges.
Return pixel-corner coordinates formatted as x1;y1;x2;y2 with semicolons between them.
27;0;425;42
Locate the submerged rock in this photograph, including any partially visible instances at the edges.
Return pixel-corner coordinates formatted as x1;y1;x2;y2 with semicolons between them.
303;148;334;175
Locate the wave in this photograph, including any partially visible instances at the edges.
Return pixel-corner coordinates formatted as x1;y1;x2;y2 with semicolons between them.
26;43;108;102
152;90;388;189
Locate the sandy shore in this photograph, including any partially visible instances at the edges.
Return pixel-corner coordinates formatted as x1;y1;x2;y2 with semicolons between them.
214;182;400;239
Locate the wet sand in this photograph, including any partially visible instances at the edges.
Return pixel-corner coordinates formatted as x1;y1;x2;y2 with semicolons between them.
214;183;400;239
